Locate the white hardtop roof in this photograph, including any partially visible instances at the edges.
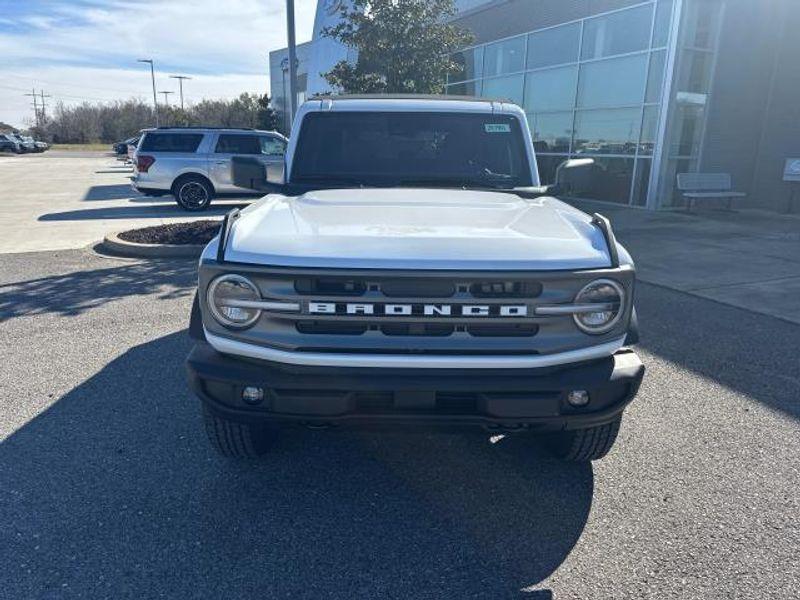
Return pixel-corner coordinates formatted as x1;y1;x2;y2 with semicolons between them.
300;94;524;115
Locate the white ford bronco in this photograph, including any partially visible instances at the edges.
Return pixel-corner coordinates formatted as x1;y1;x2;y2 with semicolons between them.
186;95;643;462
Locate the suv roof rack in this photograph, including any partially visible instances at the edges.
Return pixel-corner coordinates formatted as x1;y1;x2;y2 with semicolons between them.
311;93;504;103
155;126;256;130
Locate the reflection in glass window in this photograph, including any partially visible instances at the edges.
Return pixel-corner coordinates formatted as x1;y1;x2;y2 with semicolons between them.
535;154;569;185
581;4;653;60
577;54;648;108
653;0;674;48
640;105;660;155
450;46;484;83
484;36;526;77
573;108;641;155
646;50;667;103
678;50;714;94
482;74;525;106
670;103;705;156
527;23;581;70
682;0;721;49
632;158;652;206
446;80;483;96
524;66;578;112
568;157;636;204
529;111;573;153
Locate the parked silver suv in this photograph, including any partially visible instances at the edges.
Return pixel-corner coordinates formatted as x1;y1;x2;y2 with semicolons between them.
131;127;287;211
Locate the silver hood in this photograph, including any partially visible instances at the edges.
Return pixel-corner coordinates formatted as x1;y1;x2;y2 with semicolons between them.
218;188;621;270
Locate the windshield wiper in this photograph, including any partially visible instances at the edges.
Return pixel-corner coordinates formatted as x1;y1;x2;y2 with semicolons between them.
397;177;515;190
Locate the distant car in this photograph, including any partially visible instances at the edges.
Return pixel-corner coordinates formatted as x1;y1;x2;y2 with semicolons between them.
114;136;138;156
131;127;287;209
22;136;47;153
8;133;34;153
0;134;21;153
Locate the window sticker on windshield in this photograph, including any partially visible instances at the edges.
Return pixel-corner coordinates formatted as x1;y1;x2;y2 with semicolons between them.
484;123;511;133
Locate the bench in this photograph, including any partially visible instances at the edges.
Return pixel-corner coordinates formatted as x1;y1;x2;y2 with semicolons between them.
677;173;746;211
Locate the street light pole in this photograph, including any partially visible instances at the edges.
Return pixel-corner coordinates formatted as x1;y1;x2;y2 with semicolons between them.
286;0;298;129
138;58;159;126
169;75;192;111
160;91;174;107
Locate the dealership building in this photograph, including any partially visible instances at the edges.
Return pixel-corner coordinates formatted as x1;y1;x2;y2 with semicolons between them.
270;0;800;212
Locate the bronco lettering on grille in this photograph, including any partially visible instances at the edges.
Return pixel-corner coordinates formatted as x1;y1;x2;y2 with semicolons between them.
307;302;528;317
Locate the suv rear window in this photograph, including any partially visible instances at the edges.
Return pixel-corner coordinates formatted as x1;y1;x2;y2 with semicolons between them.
140;133;203;153
215;134;261;154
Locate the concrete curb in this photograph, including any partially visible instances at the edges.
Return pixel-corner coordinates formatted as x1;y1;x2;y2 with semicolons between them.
102;231;204;258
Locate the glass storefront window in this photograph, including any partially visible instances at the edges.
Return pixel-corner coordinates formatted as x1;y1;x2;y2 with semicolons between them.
527;23;581;69
529;111;573;153
632;158;652;206
670;103;705;156
482;74;525;106
573;108;641;155
577;53;648;108
568;157;636;204
653;0;674;48
640;105;660;155
484;35;526;77
646;50;667;103
682;0;721;49
581;4;653;60
446;80;483;96
524;66;578;112
450;47;484;84
679;49;714;94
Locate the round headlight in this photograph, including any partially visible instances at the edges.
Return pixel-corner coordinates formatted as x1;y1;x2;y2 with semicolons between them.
573;279;625;334
207;274;262;329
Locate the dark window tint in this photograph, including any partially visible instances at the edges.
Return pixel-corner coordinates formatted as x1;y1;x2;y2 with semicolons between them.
140;132;203;153
291;112;533;188
215;134;261;154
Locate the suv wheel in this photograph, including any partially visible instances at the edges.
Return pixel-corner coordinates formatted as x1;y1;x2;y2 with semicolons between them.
174;175;213;211
545;416;622;462
202;406;275;458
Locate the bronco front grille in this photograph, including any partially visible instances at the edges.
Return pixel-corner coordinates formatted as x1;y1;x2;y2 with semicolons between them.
202;266;629;356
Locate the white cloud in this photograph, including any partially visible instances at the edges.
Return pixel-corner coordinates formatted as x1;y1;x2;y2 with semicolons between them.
0;0;318;127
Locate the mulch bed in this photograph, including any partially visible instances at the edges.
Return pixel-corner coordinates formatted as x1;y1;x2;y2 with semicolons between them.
118;220;221;245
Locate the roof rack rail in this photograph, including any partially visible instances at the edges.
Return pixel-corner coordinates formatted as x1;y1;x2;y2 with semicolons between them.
216;208;241;263
591;213;620;268
155;126;255;130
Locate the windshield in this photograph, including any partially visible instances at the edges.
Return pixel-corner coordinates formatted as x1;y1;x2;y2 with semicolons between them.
291;111;533;189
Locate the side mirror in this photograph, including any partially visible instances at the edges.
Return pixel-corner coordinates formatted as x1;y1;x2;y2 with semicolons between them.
231;156;286;193
554;158;595;185
548;158;594;196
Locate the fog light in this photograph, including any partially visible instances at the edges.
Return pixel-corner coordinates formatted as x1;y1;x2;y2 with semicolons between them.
567;390;590;407
242;386;265;405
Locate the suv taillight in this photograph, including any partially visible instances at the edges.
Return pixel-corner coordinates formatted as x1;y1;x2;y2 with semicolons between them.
137;155;155;173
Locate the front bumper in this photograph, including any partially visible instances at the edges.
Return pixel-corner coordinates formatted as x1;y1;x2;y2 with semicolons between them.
186;342;644;431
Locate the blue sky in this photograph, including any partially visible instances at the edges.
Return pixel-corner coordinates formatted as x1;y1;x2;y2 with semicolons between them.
0;0;318;127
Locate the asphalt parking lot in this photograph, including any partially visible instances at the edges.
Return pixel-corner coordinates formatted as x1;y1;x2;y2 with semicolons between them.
1;246;798;599
0;152;245;254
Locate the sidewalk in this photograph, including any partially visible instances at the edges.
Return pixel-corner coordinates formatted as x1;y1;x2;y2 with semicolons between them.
572;200;800;324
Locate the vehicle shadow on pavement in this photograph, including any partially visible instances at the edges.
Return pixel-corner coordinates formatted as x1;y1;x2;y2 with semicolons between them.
636;283;800;420
37;204;244;221
0;259;197;319
1;330;591;599
82;184;136;201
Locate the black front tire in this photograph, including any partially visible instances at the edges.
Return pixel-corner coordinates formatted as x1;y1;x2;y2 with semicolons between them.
174;175;214;211
545;416;622;462
202;406;275;458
